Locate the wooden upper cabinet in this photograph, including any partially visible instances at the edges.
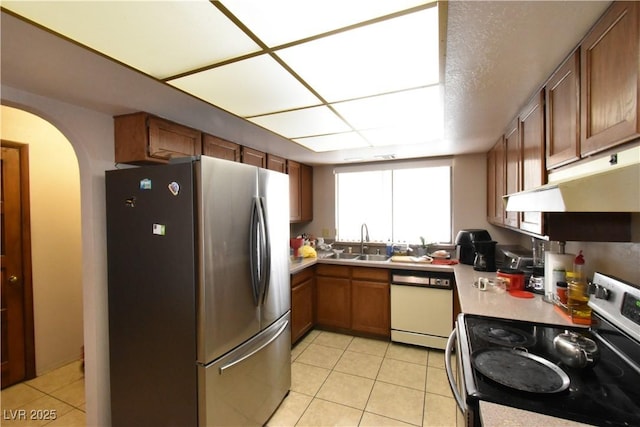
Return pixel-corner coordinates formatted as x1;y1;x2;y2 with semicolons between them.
300;164;313;222
486;136;505;225
518;90;546;235
546;50;580;169
114;112;201;164
241;146;266;168
580;1;640;156
288;160;313;223
266;154;287;173
504;118;520;228
288;160;301;222
202;134;240;162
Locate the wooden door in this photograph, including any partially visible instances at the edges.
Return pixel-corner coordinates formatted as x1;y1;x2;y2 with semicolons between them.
504;119;520;228
315;274;351;330
287;160;301;222
266;154;287;173
580;1;640;155
546;50;580;169
1;142;35;389
241;147;266;168
519;90;545;235
486;137;505;225
202;134;240;162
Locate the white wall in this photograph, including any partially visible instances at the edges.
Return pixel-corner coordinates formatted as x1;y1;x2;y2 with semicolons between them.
1;106;84;375
2;86;114;426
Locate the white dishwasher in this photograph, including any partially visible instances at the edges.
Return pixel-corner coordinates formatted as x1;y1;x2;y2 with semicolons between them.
390;270;453;350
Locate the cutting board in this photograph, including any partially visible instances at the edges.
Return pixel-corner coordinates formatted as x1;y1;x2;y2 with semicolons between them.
390;255;432;263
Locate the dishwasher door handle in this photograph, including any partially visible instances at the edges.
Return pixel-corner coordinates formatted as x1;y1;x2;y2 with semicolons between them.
445;328;467;413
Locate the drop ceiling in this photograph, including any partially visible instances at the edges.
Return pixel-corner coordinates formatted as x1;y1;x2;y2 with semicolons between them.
0;1;611;165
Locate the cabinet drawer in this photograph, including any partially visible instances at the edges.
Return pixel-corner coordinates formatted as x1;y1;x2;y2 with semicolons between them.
352;267;389;282
316;264;350;278
291;267;314;288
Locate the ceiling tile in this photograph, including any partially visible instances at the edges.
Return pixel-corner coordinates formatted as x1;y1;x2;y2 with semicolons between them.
248;106;351;138
167;55;321;117
332;86;442;130
360;124;441;147
2;0;260;79
276;6;439;102
294;132;369;152
222;0;434;47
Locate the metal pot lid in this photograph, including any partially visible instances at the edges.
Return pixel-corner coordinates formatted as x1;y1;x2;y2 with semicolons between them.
471;348;570;394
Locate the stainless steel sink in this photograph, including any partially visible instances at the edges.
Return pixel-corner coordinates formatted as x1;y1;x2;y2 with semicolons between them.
357;254;390;262
330;253;360;260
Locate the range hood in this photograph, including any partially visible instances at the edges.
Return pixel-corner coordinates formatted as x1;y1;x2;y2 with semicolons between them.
504;148;640;213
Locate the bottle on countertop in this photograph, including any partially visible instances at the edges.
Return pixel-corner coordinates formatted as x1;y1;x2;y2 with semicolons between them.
567;250;591;323
386;240;393;257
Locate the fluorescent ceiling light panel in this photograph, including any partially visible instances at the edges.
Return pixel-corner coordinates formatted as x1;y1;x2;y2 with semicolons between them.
168;55;321;117
294;132;369;152
332;86;442;130
2;0;260;79
248;106;351;138
360;124;442;147
277;6;439;102
222;0;434;47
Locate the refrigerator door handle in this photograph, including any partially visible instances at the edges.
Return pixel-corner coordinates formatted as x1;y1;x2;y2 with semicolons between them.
258;197;271;304
250;197;271;305
218;319;289;375
249;197;261;305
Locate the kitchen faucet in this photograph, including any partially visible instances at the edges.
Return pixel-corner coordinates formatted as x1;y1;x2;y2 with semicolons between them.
360;223;370;254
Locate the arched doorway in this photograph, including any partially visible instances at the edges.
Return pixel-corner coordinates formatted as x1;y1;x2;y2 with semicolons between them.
0;106;85;421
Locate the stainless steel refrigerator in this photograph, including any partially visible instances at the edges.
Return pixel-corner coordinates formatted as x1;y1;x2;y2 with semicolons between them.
106;156;291;427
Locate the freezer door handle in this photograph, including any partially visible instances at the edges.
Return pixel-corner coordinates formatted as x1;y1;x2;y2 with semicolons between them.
218;319;289;375
250;196;271;306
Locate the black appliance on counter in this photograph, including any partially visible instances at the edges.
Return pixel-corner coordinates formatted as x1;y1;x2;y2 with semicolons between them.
472;240;497;272
445;272;640;426
455;229;492;265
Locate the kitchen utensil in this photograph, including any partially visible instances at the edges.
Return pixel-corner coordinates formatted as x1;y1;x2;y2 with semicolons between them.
471;348;570;393
497;268;525;291
553;331;600;369
455;229;492;265
290;237;304;257
544;250;574;303
472;240;497;272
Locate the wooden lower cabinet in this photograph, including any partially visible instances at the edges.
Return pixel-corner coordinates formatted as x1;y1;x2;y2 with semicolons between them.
315;265;390;338
316;276;351;330
291;268;314;344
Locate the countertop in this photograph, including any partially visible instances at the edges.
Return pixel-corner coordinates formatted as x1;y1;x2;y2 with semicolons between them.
289;257;591;426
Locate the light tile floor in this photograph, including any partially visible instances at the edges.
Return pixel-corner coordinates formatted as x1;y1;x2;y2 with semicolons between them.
268;330;459;427
1;360;85;427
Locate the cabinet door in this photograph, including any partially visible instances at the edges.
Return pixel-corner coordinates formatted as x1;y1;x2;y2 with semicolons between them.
300;164;313;222
504;119;520;228
518;90;545;235
202;134;240;162
546;50;580;169
291;277;314;344
267;154;287;173
148;116;202;160
242;147;266;168
486;136;505;225
288;160;301;222
315;276;350;329
581;1;640;156
351;280;390;337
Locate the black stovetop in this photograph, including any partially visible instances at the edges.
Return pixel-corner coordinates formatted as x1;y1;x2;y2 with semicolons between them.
459;314;640;426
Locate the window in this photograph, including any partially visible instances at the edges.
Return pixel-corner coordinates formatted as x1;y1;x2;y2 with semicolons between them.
335;160;451;244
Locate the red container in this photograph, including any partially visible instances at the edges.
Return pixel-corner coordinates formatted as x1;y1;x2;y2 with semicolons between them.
497;269;525;291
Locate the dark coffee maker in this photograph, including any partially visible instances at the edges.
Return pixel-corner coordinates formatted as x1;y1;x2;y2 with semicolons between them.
473;240;497;272
455;229;492;265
